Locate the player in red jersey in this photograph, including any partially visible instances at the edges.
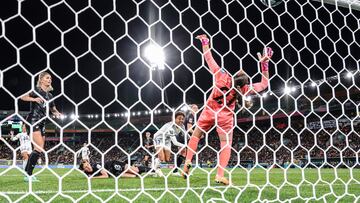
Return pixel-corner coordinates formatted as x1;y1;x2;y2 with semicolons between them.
182;34;274;185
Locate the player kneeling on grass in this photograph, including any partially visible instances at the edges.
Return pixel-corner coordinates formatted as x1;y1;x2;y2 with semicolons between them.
153;111;187;177
79;160;152;179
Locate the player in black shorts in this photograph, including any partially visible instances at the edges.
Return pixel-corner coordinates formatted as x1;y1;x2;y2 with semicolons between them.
79;160;152;178
142;132;154;167
184;104;198;135
20;72;62;182
172;104;199;175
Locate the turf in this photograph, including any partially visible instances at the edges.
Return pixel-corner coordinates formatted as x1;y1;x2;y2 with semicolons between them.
0;167;359;202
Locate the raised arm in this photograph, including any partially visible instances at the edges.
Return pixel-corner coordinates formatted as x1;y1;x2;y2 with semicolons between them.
196;34;221;74
250;47;273;93
10;131;19;141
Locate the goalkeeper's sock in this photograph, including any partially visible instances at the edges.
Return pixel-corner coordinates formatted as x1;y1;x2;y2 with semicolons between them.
138;166;151;174
217;140;232;178
25;150;41;176
185;136;200;163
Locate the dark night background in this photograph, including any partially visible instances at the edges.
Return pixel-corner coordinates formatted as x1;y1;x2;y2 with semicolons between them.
0;0;359;125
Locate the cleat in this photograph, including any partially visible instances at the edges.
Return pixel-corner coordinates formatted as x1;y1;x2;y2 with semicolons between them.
24;176;40;182
171;172;182;177
181;160;192;179
215;176;230;185
155;169;164;177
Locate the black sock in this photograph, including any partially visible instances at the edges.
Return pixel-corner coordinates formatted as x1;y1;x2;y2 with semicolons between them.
174;156;184;173
25;150;41;176
138;166;151;174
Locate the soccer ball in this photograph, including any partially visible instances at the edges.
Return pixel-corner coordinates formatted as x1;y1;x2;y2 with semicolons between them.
260;0;284;7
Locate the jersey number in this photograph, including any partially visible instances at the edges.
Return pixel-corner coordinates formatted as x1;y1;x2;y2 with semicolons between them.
114;164;121;171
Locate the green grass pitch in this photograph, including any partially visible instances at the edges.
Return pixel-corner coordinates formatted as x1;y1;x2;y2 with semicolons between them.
0;167;359;202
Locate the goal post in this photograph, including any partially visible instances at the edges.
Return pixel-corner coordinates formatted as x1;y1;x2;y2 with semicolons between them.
312;0;360;10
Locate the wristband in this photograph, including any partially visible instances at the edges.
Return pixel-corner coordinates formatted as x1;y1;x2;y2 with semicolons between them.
261;61;269;72
201;38;209;46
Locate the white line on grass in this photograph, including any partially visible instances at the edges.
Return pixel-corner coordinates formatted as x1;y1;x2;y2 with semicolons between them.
2;168;356;177
1;183;358;195
1;186;227;195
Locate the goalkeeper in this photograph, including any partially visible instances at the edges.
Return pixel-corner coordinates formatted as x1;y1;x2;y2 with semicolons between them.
182;34;274;185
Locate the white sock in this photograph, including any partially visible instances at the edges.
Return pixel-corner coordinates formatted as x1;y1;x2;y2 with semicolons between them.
154;158;160;169
23;160;27;170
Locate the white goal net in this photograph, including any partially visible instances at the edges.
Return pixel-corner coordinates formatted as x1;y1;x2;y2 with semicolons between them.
0;0;359;202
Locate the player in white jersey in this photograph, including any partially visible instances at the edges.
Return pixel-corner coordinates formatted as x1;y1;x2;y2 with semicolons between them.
153;111;186;177
10;125;32;169
80;143;90;162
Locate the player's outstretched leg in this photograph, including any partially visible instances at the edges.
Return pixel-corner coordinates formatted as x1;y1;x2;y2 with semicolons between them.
154;157;164;177
21;152;30;170
214;132;232;185
182;129;202;178
172;149;186;176
24;150;41;182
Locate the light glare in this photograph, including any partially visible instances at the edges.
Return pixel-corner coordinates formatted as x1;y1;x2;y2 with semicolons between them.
144;44;165;70
284;86;291;94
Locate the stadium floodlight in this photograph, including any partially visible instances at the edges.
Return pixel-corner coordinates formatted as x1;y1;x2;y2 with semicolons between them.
262;93;267;98
311;82;317;87
291;87;296;92
70;114;76;119
137;111;141;116
144;44;165;70
145;111;148;115
346;72;353;78
284;86;292;94
95;114;98;118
